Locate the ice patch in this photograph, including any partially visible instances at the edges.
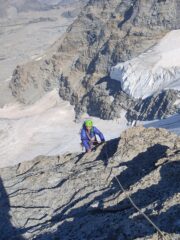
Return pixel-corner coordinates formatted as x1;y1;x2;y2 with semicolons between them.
110;30;180;99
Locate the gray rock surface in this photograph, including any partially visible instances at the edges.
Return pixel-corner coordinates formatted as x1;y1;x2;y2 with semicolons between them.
0;0;88;107
77;77;135;120
0;0;87;70
0;126;179;239
127;89;180;121
9;0;180;119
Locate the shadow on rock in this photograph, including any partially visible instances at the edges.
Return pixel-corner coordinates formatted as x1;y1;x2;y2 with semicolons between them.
130;161;180;234
156;204;180;234
33;144;179;239
96;137;120;166
95;76;122;96
0;177;25;240
115;144;168;189
74;152;86;164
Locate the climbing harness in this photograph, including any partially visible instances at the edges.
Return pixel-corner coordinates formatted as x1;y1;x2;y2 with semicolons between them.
80;127;99;152
86;129;98;149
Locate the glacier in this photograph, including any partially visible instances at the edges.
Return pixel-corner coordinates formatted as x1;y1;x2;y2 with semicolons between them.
110;30;180;99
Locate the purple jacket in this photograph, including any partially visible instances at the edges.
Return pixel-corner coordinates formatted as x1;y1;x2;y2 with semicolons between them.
81;126;105;151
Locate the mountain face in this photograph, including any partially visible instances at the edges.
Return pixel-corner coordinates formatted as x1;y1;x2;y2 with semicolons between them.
110;30;180;100
110;29;180;121
0;126;179;239
9;0;180;120
0;0;88;108
0;0;55;17
126;89;180;121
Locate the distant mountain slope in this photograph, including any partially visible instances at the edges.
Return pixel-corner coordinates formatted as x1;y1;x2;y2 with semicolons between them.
0;0;88;107
0;0;88;16
9;0;180;120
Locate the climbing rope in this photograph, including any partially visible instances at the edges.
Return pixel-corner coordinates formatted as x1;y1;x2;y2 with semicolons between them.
103;144;171;240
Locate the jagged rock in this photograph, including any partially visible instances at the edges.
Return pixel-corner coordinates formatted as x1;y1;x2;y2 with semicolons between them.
77;77;135;119
9;0;180;119
0;127;179;239
126;89;180;121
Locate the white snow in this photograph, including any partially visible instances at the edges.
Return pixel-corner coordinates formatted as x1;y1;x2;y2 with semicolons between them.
0;90;179;169
0;90;128;168
110;30;180;99
173;92;180;108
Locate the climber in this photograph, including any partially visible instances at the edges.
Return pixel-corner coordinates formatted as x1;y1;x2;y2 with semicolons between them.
81;119;105;153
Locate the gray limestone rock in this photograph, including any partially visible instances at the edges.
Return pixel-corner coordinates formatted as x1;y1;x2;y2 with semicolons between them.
77;77;135;119
0;127;179;239
126;89;180;122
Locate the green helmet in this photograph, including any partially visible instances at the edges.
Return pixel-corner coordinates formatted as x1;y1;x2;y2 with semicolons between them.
85;119;93;128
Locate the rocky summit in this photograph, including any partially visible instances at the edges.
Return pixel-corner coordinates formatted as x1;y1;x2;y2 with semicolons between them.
9;0;180;120
0;126;179;240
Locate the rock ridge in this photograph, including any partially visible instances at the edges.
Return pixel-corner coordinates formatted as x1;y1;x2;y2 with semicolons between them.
0;126;179;239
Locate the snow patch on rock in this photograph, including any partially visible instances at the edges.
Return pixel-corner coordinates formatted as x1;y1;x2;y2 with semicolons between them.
110;30;180;99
